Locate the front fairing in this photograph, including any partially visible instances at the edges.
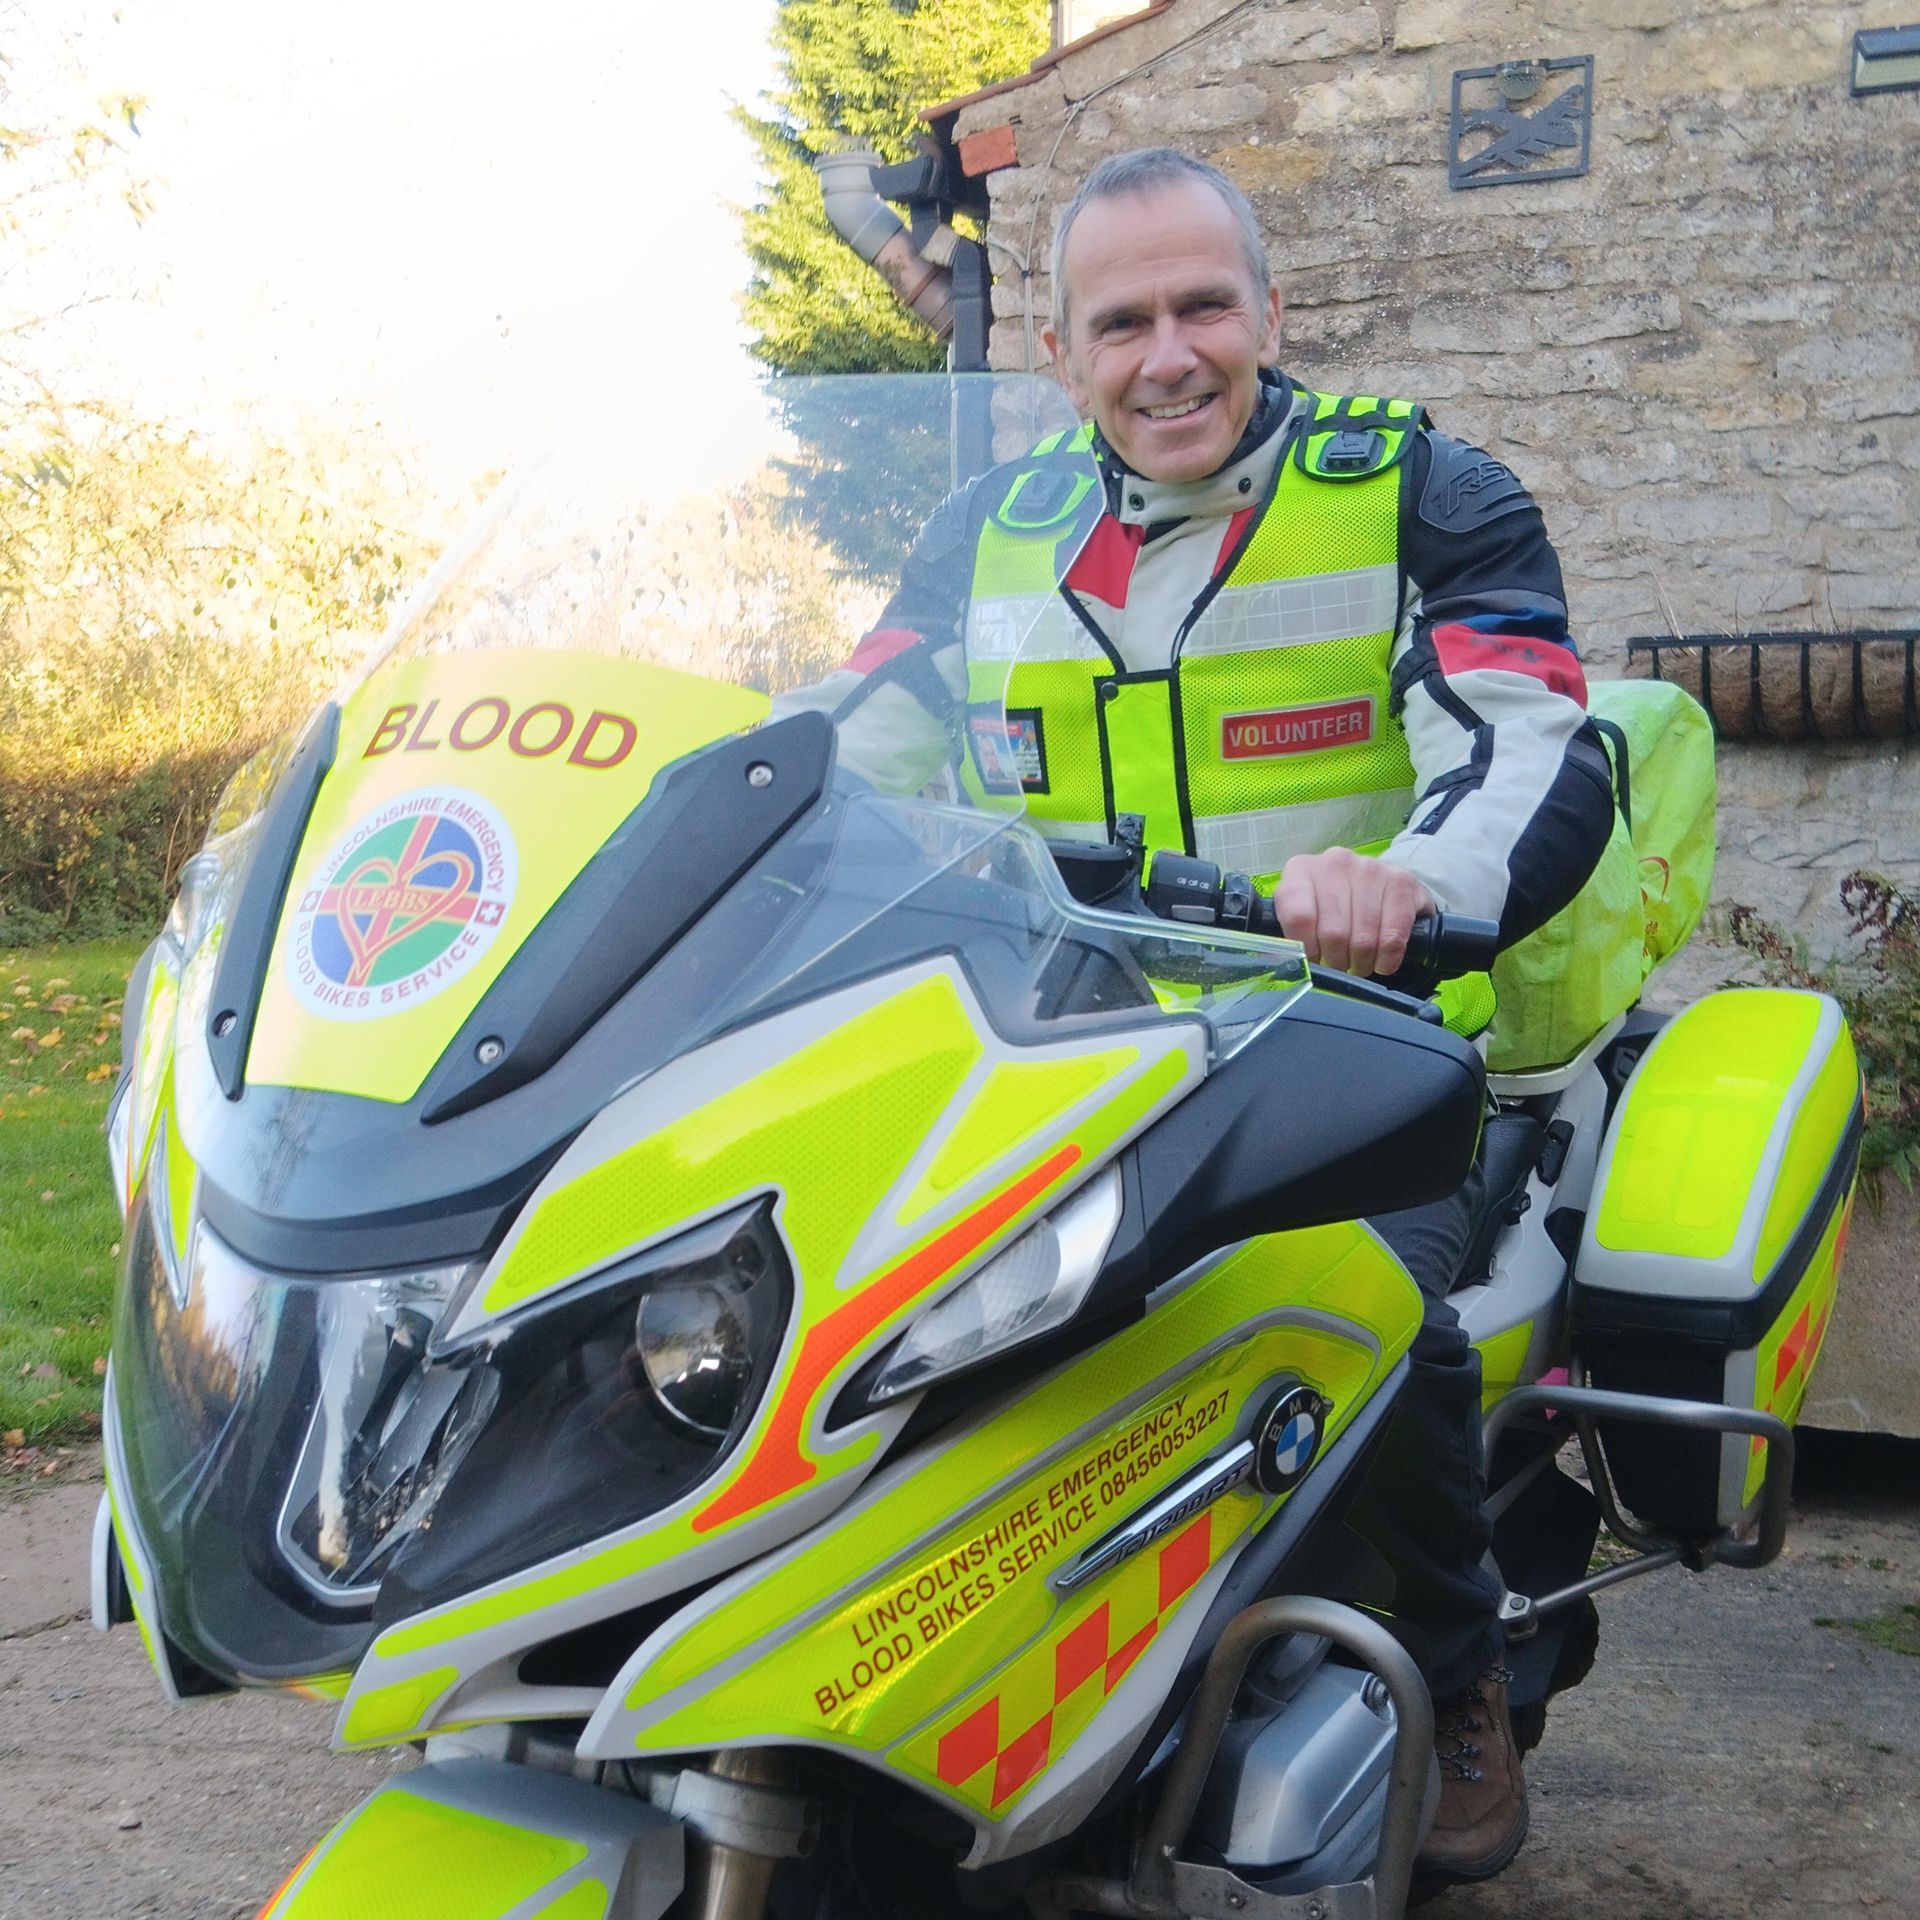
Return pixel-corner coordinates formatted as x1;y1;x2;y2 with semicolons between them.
106;375;1317;1694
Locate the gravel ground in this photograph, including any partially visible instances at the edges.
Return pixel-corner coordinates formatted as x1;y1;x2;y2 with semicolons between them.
2;1436;1914;1920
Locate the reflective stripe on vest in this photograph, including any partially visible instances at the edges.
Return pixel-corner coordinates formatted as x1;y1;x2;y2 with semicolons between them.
963;394;1422;889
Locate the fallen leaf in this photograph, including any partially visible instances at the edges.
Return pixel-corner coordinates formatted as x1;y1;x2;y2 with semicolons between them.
39;1189;55;1203
9;1027;32;1042
32;1362;59;1379
50;1326;66;1337
1;1429;23;1448
45;977;68;989
93;1356;107;1376
36;1027;63;1048
48;993;81;1013
86;1063;116;1083
80;1411;102;1432
26;1084;47;1097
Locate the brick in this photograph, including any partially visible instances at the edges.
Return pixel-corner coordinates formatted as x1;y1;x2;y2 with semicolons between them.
958;124;1019;178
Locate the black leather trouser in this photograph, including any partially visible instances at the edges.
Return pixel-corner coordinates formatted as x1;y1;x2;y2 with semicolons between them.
1349;1163;1507;1701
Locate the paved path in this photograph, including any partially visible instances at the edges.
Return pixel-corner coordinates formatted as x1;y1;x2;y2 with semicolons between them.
2;1442;1914;1919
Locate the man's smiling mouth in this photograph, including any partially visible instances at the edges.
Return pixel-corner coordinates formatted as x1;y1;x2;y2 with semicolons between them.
1139;394;1214;420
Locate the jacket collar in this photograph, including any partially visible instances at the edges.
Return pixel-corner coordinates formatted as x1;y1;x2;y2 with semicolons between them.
1095;369;1301;527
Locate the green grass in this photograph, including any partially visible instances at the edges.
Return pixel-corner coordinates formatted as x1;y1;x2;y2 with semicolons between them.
1815;1605;1920;1659
0;939;144;1444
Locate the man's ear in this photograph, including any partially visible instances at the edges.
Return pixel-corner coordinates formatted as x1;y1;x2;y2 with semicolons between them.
1043;321;1090;413
1258;282;1282;365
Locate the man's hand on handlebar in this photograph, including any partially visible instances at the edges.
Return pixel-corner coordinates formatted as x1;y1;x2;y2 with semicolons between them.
1273;848;1436;980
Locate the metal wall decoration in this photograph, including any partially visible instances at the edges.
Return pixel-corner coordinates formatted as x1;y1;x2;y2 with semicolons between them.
1449;55;1594;191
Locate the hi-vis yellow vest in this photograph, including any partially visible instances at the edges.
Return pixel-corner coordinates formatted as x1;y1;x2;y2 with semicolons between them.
961;392;1427;892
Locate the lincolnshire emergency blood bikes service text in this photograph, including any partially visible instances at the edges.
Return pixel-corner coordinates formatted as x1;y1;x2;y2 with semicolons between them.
812;1390;1230;1717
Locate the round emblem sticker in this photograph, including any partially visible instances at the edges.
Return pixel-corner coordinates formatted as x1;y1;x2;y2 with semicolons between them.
287;789;516;1020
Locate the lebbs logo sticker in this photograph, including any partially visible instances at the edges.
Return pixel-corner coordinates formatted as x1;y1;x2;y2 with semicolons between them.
287;789;516;1019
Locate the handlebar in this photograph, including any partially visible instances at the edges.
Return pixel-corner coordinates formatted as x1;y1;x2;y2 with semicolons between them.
1056;837;1500;1001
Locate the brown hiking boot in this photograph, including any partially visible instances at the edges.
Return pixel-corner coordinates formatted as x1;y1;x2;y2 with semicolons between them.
1416;1662;1528;1881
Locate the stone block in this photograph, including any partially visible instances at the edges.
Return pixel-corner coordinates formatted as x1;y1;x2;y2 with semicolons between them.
1634;19;1849;100
1824;573;1920;616
1692;285;1842;328
1497;395;1642;444
1810;381;1920;427
1738;427;1896;479
1570;437;1719;489
1746;822;1878;869
1614;490;1773;542
1782;471;1912;533
1778;334;1917;384
1225;7;1383;65
1544;0;1678;24
1336;358;1470;400
1629;340;1766;403
1394;0;1537;51
1804;1182;1920;1441
1408;300;1535;354
1471;348;1626;398
1536;293;1686;347
1215;140;1333;195
1107;79;1270;138
1290;66;1433;135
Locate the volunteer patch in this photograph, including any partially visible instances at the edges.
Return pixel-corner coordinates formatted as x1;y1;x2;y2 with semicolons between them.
287;788;516;1020
970;707;1050;794
1221;697;1375;760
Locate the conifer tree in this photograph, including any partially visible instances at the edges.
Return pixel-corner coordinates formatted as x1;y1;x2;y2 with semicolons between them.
738;0;1048;374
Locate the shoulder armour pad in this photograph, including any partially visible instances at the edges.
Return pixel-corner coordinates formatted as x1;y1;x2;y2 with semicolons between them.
1417;435;1535;532
1293;393;1426;483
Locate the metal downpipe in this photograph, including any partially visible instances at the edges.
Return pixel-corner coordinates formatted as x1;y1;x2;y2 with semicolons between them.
813;148;955;341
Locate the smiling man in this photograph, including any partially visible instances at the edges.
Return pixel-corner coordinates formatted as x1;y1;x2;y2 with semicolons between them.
795;147;1617;1884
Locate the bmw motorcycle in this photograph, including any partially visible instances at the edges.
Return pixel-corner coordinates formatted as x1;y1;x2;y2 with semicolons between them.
93;375;1859;1920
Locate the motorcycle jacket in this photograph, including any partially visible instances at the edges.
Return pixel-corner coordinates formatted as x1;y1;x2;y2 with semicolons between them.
788;370;1614;948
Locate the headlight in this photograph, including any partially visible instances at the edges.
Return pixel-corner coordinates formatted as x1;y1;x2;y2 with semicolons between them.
858;1168;1123;1407
376;1200;790;1624
635;1211;778;1440
108;1192;793;1683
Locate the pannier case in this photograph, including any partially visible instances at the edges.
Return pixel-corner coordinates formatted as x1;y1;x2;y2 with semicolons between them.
1574;989;1861;1535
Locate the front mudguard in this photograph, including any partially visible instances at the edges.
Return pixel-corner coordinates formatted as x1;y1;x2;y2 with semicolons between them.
259;1761;683;1919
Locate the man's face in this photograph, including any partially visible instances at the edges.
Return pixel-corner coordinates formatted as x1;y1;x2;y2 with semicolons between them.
1044;179;1281;485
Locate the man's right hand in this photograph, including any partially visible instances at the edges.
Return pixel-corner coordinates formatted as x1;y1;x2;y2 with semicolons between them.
1273;847;1435;979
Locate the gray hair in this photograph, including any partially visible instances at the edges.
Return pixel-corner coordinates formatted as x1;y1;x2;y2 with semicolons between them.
1049;147;1271;341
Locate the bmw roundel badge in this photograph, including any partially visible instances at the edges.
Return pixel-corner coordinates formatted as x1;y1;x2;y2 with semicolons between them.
1253;1381;1331;1495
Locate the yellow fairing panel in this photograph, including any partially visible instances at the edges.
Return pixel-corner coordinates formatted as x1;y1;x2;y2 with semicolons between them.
259;1764;680;1920
266;1794;587;1918
590;1221;1420;1820
247;648;767;1103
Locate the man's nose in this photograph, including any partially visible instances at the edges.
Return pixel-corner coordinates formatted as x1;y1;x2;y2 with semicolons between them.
1139;315;1198;386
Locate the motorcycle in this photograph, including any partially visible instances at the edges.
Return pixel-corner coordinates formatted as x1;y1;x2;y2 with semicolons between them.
92;374;1859;1920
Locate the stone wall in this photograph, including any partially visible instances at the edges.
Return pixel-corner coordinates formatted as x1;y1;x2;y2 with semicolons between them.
947;0;1920;955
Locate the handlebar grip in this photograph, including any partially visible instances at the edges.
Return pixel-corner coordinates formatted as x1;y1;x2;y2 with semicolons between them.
1381;913;1501;990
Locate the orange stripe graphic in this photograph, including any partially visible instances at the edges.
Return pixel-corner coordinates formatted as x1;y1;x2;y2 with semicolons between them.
694;1144;1083;1534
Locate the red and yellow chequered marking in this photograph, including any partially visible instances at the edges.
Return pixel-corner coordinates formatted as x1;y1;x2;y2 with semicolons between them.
914;1511;1228;1816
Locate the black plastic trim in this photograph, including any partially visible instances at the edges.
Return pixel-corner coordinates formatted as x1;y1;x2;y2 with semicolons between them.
206;706;341;1099
418;711;834;1123
1126;990;1484;1281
